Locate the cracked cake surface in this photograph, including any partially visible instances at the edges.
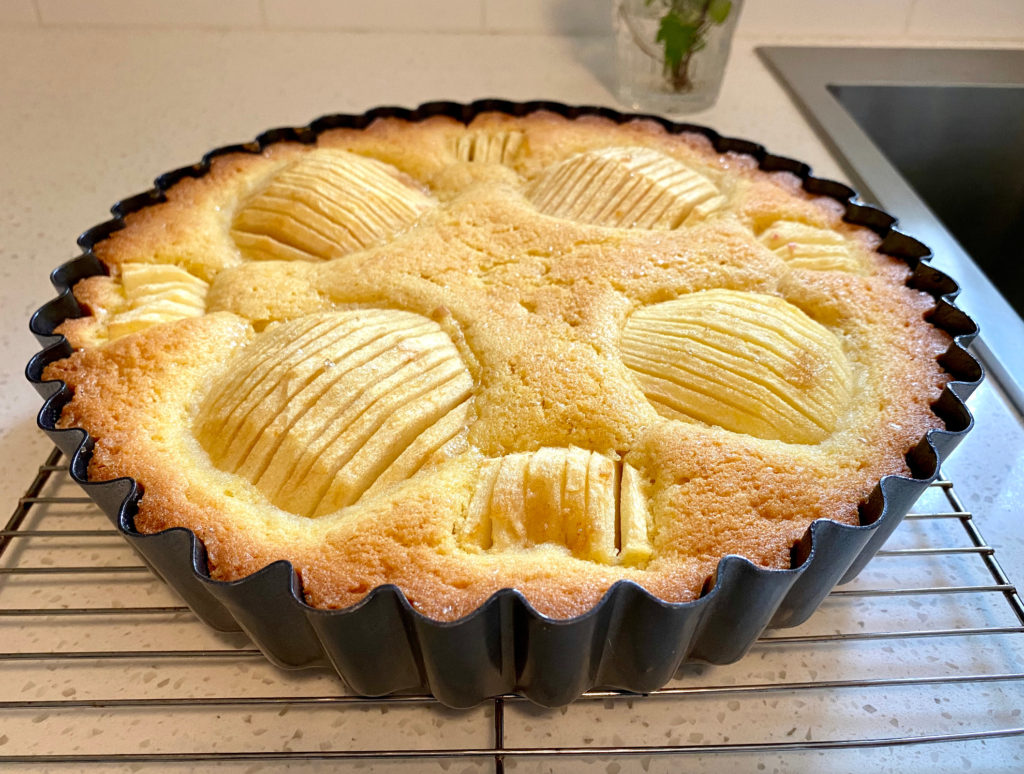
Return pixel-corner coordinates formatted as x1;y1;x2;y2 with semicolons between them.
45;111;952;621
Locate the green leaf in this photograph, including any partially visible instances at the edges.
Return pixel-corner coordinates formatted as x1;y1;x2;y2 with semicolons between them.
708;0;732;25
656;12;699;71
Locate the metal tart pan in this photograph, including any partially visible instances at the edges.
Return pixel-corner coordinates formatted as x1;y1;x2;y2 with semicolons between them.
26;100;983;708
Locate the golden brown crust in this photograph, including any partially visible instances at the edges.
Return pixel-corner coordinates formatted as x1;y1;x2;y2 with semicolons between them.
44;111;953;621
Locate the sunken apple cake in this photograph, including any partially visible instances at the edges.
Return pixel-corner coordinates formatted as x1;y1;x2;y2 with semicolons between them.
44;109;954;622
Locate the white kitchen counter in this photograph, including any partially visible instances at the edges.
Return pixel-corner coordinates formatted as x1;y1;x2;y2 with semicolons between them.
1;21;1023;771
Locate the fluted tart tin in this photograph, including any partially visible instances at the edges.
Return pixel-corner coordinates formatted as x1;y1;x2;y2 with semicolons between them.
27;100;981;708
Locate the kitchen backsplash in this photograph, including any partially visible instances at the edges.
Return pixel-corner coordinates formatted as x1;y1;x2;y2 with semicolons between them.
1;0;1021;41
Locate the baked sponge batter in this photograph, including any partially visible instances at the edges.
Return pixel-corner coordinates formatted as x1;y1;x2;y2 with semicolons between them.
47;111;951;621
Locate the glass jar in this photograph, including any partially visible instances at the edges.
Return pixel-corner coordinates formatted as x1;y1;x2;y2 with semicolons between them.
614;0;744;114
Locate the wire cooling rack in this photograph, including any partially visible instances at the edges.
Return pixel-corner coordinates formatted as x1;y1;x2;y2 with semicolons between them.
2;449;1023;772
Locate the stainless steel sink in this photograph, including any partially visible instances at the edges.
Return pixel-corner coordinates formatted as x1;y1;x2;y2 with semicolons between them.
758;47;1024;415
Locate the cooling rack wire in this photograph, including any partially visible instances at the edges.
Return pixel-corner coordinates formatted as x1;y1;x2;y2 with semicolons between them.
1;448;1023;772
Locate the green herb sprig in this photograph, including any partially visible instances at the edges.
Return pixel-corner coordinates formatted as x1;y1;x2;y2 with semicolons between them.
645;0;732;91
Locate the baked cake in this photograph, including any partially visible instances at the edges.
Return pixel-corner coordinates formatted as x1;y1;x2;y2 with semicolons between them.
44;110;953;622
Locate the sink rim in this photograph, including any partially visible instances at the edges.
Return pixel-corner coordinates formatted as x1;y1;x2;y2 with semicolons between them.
758;45;1024;416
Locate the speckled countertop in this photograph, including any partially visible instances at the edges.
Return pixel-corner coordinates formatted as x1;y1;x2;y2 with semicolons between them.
1;20;1023;772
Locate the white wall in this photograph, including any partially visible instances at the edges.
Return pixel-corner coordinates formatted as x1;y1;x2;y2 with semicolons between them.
1;0;1022;42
